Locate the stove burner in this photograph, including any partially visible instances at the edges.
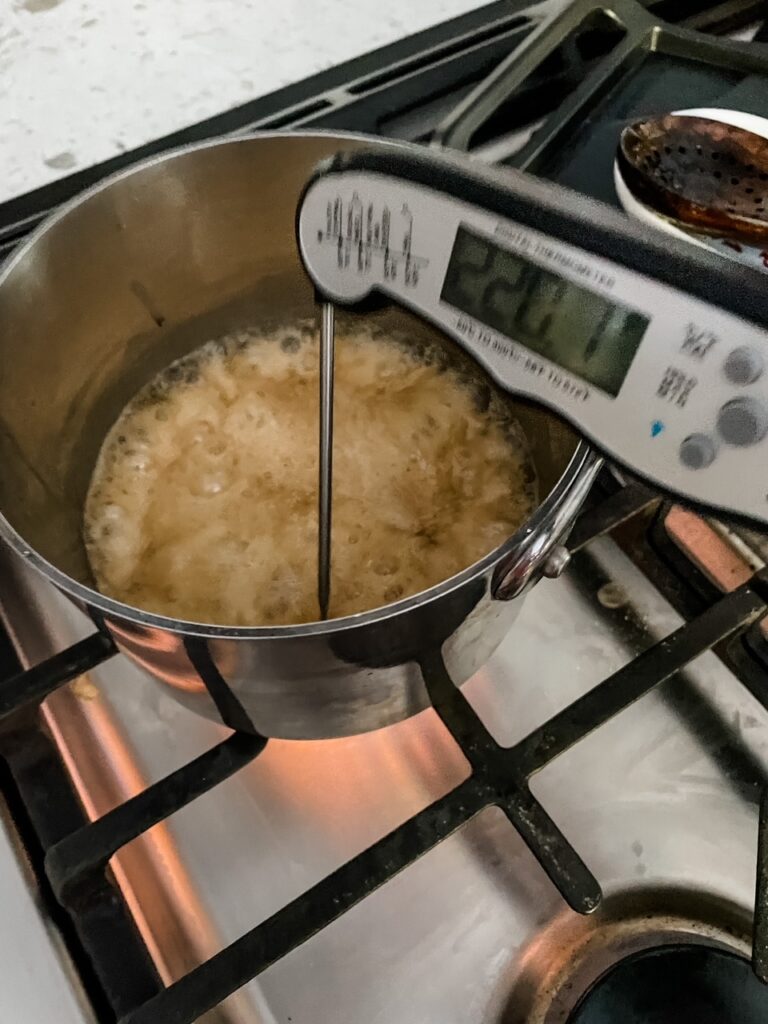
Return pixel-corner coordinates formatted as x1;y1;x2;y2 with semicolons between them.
568;944;768;1024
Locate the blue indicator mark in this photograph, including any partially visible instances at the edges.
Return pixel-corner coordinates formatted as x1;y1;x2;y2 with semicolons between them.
650;420;665;438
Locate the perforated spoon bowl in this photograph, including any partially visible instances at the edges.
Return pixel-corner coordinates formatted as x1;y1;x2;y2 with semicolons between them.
614;107;768;271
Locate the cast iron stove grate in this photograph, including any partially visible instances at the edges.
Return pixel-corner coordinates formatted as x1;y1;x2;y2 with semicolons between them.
3;1;768;1021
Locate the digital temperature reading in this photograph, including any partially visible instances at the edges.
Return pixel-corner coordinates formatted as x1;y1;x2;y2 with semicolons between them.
441;226;650;397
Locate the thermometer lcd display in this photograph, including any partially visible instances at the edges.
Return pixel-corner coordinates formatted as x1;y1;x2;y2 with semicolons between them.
441;226;649;397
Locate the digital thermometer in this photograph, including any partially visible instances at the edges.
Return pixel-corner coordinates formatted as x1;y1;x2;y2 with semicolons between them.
297;146;768;528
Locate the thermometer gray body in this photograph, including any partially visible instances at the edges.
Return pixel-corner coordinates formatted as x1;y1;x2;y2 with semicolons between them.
297;147;768;528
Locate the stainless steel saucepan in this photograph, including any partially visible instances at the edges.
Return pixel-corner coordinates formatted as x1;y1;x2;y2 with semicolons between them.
0;132;600;738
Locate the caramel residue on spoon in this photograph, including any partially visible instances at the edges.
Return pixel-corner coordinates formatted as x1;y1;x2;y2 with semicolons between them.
619;113;768;246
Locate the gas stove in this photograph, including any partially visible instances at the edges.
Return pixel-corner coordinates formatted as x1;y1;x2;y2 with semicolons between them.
3;2;768;1023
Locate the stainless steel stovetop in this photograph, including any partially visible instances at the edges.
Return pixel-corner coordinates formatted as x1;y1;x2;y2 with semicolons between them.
3;2;768;1022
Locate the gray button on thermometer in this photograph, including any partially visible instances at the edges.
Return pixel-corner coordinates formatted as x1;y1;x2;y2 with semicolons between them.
679;434;717;470
717;397;768;447
297;144;768;526
724;346;764;386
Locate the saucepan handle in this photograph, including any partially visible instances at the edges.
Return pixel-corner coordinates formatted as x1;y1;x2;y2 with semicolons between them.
491;447;603;600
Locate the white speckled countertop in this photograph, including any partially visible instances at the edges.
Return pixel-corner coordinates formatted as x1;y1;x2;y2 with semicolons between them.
1;0;489;204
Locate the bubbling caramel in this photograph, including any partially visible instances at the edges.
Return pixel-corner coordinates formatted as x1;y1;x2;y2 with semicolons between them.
84;322;537;625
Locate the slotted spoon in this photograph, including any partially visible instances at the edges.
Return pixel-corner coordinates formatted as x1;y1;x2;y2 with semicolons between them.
617;111;768;246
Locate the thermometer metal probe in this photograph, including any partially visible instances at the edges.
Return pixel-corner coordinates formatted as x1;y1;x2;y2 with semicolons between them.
318;301;335;620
